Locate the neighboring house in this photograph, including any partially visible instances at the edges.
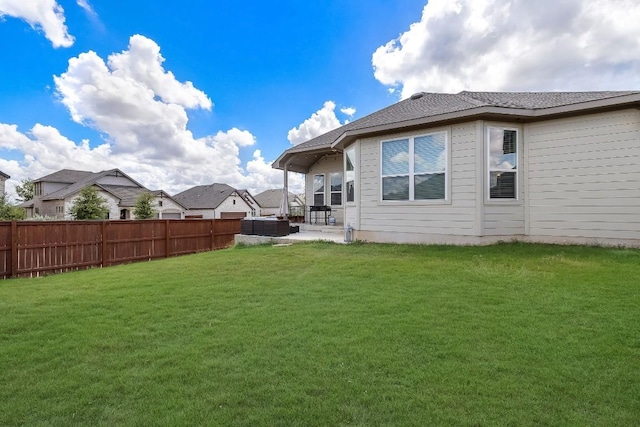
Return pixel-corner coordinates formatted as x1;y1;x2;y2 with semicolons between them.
173;183;257;219
253;188;305;217
0;171;9;195
274;91;640;247
24;169;185;220
237;189;261;217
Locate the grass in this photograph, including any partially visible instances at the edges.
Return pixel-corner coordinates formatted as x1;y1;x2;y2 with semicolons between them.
1;242;639;426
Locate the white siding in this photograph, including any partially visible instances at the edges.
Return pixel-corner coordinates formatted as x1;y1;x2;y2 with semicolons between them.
154;197;184;219
216;194;253;219
357;124;478;239
526;109;640;241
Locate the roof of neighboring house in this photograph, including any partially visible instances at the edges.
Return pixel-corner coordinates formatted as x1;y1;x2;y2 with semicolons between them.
36;169;94;184
42;169;144;201
253;189;300;209
172;183;239;209
98;185;151;207
0;170;9;179
274;90;640;172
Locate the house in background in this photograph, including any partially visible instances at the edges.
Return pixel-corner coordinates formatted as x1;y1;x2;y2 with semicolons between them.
24;169;185;220
0;171;9;195
253;188;305;217
173;183;257;219
274;91;640;247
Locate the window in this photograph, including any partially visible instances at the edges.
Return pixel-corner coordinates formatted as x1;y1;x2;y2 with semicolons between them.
487;128;518;199
381;132;447;201
158;201;163;207
313;174;325;206
330;173;342;206
345;146;355;203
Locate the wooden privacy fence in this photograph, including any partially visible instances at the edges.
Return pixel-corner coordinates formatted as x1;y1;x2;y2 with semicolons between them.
0;219;241;279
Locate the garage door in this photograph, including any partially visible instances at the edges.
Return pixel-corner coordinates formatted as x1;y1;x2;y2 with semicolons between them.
162;212;181;219
220;212;247;219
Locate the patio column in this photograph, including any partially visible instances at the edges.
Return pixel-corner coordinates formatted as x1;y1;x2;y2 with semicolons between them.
283;164;288;191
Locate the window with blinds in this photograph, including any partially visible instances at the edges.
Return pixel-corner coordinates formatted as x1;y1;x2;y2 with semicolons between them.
381;131;447;201
487;128;518;199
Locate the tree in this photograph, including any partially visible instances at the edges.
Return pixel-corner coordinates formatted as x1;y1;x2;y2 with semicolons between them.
15;178;35;203
0;194;26;220
133;192;156;219
69;186;109;220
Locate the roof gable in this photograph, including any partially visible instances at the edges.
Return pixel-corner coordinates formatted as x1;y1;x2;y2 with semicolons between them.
41;169;147;201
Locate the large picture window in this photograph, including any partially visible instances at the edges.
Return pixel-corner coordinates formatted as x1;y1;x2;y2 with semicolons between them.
313;174;325;206
345;146;355;203
381;132;447;201
487;128;518;199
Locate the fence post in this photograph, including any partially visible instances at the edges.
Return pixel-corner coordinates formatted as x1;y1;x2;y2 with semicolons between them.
101;221;107;268
10;221;18;278
211;219;216;250
165;220;171;258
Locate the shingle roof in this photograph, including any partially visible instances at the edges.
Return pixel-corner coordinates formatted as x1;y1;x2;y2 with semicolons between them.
0;170;9;179
98;185;151;207
41;169;147;201
172;183;236;209
275;90;640;172
253;189;298;209
36;169;95;184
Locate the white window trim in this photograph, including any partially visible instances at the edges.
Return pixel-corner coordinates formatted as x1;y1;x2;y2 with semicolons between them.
379;131;449;202
313;173;326;206
329;172;342;206
486;126;519;202
345;146;356;204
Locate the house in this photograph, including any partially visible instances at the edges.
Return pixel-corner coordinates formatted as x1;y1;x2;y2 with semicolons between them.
253;189;305;217
173;183;258;219
25;169;186;219
0;171;9;195
274;91;640;247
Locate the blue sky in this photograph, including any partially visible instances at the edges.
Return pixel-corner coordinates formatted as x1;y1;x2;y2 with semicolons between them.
1;0;639;197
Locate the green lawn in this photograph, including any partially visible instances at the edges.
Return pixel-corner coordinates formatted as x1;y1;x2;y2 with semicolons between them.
1;242;639;426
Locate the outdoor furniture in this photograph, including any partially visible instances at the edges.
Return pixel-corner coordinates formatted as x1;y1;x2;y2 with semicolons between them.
309;205;331;224
240;217;290;237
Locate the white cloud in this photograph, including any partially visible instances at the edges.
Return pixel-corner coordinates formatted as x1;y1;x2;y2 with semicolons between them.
76;0;95;16
0;0;74;48
0;35;287;198
372;0;640;98
340;107;356;117
287;101;343;146
53;35;213;161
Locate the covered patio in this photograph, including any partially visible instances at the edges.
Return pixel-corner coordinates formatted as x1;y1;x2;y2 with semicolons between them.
235;223;348;245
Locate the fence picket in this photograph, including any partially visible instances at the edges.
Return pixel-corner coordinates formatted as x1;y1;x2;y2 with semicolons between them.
0;219;240;279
